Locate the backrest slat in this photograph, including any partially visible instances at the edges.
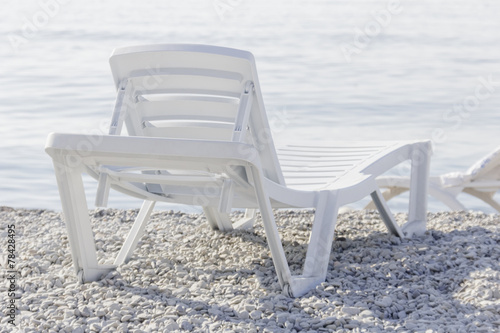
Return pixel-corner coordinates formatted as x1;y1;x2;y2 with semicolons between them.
128;72;244;97
137;99;238;123
142;122;233;141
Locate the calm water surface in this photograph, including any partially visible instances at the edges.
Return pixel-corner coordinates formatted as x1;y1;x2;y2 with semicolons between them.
1;0;499;212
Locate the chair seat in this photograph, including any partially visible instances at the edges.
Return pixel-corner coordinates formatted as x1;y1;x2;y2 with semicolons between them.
278;142;400;191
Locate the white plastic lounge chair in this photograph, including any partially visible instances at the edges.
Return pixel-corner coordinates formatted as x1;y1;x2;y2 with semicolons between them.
366;146;500;212
45;44;432;297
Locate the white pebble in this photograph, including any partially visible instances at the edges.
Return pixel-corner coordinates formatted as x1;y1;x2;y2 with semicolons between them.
238;311;250;319
375;296;393;308
250;310;262;320
342;306;360;316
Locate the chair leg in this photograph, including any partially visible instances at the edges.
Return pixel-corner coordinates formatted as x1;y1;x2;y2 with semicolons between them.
95;173;111;207
303;190;339;279
364;187;408;210
370;189;404;238
463;188;500;213
250;167;341;296
248;167;293;292
53;162;114;282
404;143;432;236
114;200;156;266
428;184;466;211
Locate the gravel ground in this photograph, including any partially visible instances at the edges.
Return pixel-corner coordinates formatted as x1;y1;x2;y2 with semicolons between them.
1;206;499;332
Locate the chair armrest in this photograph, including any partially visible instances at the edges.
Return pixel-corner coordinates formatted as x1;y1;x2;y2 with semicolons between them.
45;133;261;168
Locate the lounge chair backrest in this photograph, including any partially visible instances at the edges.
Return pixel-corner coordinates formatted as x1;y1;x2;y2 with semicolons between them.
108;44;285;185
465;146;500;181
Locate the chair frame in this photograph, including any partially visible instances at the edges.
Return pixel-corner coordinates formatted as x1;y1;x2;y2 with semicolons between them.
46;44;432;297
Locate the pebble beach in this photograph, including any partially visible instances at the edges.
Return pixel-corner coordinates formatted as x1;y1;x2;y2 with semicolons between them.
1;207;499;332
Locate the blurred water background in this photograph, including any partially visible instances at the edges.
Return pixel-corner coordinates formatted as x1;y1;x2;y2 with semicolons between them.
1;0;499;213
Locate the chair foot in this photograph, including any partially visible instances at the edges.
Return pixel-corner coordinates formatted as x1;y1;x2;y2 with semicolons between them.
232;216;255;229
79;265;116;283
203;207;233;231
204;208;257;231
282;283;292;297
401;219;426;237
77;270;84;284
233;209;256;229
285;275;326;297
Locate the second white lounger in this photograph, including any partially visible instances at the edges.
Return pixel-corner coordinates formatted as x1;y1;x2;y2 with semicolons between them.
367;146;500;212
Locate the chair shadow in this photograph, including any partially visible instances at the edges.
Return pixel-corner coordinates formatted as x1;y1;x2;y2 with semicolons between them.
91;209;500;331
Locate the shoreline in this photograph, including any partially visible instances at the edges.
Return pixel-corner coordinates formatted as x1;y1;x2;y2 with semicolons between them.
1;207;499;332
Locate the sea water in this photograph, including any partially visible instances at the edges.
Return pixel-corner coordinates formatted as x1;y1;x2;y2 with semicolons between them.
1;0;499;212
